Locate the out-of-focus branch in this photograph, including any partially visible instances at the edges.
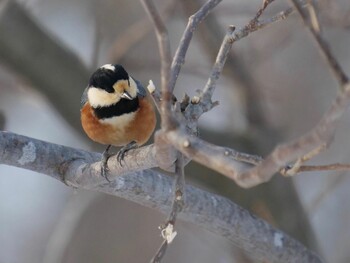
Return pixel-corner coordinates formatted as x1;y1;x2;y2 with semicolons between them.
320;2;350;30
0;131;323;262
0;110;5;129
110;0;176;62
290;0;349;87
0;0;90;131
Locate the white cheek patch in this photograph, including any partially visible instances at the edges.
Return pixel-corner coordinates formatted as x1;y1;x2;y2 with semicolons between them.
99;111;137;128
128;77;138;98
101;64;115;71
88;87;120;107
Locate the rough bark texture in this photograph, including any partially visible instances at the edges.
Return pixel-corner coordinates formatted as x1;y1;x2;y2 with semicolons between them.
0;131;323;262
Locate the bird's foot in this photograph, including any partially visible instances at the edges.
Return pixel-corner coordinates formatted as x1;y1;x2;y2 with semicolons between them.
117;141;138;166
101;145;112;182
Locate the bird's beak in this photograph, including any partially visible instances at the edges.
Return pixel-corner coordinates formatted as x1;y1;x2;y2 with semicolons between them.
121;91;133;100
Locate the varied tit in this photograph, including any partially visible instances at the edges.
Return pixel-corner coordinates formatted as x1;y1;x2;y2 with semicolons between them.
81;64;156;178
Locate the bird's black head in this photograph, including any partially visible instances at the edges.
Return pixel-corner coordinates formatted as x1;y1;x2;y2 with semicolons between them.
88;64;129;93
86;64;139;108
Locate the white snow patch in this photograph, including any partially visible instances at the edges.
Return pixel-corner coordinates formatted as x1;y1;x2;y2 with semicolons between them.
211;196;218;207
18;142;36;165
274;232;284;248
115;177;125;190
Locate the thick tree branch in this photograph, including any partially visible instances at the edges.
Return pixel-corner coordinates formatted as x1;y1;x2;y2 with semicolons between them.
0;131;322;262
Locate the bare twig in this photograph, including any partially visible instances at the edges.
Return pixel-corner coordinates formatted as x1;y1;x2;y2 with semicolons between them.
290;0;349;87
169;0;222;93
150;241;168;263
223;148;263;165
179;0;299;131
281;144;327;176
196;140;350;175
151;154;185;262
182;1;301;120
257;7;294;29
220;147;350;174
236;83;348;187
166;153;185;225
180;1;293;131
183;25;237;132
306;0;321;33
140;0;174;130
298;163;350;172
231;1;307;45
201;25;236;101
166;82;350;188
249;0;276;26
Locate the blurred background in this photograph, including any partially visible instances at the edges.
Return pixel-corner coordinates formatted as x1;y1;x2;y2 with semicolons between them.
0;0;350;262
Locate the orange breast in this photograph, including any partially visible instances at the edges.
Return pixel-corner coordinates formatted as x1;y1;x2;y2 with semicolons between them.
124;97;156;145
81;97;156;146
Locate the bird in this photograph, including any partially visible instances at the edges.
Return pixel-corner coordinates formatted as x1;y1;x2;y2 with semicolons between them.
80;64;156;179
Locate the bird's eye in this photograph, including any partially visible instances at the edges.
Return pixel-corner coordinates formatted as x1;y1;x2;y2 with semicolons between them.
102;85;115;93
89;68;117;93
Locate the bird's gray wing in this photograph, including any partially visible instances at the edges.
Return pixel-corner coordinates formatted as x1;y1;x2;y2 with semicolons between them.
133;78;147;98
81;86;89;106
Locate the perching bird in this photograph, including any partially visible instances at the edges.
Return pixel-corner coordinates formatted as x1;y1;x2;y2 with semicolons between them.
81;64;156;178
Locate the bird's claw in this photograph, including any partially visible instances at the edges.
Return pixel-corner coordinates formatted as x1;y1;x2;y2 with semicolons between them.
116;141;138;166
100;142;138;178
101;145;112;182
116;150;126;166
101;163;111;182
